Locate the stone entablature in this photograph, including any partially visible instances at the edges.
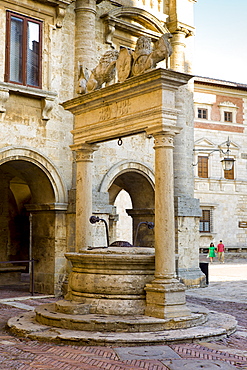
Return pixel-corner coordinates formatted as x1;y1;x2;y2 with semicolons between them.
63;68;191;145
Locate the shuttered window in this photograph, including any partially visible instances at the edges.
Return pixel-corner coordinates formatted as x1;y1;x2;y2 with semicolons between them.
198;156;208;178
5;11;42;88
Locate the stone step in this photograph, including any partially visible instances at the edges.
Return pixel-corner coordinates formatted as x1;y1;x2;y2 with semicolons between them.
35;303;207;332
7;308;237;346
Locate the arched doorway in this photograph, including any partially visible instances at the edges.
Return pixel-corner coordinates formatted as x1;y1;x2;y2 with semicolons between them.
108;169;155;247
0;148;68;295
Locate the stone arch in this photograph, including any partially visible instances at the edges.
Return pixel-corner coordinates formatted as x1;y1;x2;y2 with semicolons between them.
0;146;68;295
100;161;155;247
0;146;67;204
102;7;169;49
106;7;169;35
99;160;155;195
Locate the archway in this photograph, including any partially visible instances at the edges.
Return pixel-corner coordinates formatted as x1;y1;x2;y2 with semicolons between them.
108;169;155;247
114;190;132;242
0;147;68;295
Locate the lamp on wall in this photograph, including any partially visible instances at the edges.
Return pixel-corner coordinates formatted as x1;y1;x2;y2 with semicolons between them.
193;137;235;171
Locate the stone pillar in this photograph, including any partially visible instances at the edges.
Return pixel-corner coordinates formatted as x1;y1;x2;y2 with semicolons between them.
170;31;186;72
72;144;98;251
126;208;154;247
0;173;11;261
75;0;96;79
145;131;191;319
169;27;204;287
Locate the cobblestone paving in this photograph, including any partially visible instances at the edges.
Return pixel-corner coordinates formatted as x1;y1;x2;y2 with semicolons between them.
0;279;247;369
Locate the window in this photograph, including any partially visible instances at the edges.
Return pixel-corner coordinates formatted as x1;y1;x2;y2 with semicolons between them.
199;210;211;232
198;108;208;119
224;111;233;122
224;160;234;180
198;156;208;178
5;11;42;88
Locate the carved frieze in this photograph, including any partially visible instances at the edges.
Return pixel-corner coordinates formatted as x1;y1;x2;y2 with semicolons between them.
98;99;131;121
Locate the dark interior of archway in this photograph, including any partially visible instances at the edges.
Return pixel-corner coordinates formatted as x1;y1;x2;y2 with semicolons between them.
108;171;155;247
0;160;55;272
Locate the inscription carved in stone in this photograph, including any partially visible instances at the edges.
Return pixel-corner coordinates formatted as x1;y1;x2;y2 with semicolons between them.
99;99;131;121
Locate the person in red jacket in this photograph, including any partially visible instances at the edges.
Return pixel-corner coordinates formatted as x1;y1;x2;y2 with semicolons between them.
217;240;225;263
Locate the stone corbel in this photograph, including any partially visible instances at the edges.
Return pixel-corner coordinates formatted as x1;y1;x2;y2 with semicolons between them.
56;5;66;28
0;87;9;114
105;20;116;48
42;97;55;122
168;21;194;38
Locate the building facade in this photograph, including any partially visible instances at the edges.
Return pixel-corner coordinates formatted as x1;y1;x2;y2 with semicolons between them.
0;0;203;296
194;77;247;250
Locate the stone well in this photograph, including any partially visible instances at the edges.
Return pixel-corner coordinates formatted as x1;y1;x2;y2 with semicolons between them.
33;247;207;334
7;68;237;345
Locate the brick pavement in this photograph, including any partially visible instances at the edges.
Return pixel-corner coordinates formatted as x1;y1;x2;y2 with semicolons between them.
0;279;247;369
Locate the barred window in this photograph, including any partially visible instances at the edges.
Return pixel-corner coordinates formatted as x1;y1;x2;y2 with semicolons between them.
5;11;42;88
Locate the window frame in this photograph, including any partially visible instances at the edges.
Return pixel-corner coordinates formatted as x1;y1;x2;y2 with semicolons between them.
224;111;233;122
5;11;42;89
197;108;208;119
198;155;209;178
199;209;211;233
223;159;234;180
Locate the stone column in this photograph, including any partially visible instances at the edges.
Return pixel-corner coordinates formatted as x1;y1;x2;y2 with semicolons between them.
170;31;186;72
72;143;99;251
168;27;204;287
0;173;11;261
145;130;191;319
75;0;97;93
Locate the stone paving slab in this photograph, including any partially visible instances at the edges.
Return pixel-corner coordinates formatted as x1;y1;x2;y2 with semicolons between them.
186;280;247;304
162;359;238;369
114;345;181;360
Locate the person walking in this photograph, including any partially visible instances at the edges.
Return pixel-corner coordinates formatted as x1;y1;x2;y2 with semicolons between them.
217;240;225;263
209;242;216;263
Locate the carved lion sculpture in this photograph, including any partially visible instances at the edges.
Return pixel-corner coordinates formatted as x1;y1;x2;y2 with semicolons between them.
86;49;119;93
145;33;173;70
77;33;173;94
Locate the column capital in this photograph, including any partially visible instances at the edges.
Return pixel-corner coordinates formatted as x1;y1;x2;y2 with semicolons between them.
70;143;99;162
146;126;182;148
153;133;175;149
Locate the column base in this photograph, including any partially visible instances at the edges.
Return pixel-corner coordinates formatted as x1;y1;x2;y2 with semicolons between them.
145;278;191;319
